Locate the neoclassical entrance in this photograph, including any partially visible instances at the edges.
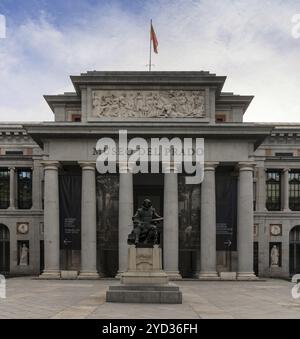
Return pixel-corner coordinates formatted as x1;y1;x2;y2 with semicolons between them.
290;226;300;275
0;224;10;274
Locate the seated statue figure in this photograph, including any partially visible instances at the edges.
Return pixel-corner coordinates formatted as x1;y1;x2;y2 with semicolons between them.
128;199;163;245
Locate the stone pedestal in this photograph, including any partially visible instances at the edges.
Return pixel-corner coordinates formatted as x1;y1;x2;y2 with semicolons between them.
106;245;182;304
61;270;78;280
270;265;284;278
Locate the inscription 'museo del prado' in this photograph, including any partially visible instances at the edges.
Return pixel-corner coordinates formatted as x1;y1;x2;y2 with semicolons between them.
92;90;205;118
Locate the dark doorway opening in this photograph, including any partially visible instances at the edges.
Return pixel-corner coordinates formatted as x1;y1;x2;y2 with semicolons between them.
253;242;259;276
0;224;10;274
290;226;300;276
40;240;44;274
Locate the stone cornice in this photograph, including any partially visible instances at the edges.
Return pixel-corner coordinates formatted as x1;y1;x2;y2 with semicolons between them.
43;94;81;113
70;71;227;96
216;94;254;113
24;122;273;149
0;209;44;217
254;211;300;218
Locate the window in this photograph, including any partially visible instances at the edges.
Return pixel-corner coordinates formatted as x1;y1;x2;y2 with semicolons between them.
215;114;226;123
0;169;9;209
17;169;32;209
5;150;23;155
71;114;81;122
266;170;281;211
289;170;300;211
275;152;293;157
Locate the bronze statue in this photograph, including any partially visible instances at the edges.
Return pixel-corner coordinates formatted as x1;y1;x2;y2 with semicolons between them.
128;199;163;245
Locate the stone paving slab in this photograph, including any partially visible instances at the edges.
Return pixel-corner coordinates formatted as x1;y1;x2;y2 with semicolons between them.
0;277;299;319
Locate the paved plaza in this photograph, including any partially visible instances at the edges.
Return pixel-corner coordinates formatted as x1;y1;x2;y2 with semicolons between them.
0;277;299;319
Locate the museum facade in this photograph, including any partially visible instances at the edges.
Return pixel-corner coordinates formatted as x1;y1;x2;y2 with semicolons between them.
0;71;300;280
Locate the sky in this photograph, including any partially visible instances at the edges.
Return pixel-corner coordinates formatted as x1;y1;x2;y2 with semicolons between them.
0;0;300;122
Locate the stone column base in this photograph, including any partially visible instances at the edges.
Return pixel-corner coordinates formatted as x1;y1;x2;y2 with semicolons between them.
61;270;78;280
197;271;220;280
165;271;182;280
237;272;258;280
78;271;100;280
115;271;123;279
39;270;61;279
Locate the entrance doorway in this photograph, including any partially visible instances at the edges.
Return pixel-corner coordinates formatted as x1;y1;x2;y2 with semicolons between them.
0;224;10;274
290;226;300;276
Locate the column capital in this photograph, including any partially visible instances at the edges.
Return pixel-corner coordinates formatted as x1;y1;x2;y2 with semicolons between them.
204;162;219;171
162;161;181;173
283;168;290;173
118;161;135;173
238;162;256;172
41;161;60;170
8;166;15;171
79;161;96;170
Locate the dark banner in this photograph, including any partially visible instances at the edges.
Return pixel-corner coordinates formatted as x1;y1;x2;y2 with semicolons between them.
216;168;237;251
59;174;82;250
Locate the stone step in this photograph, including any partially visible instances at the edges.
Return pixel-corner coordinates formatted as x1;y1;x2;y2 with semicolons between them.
106;288;182;304
109;284;180;292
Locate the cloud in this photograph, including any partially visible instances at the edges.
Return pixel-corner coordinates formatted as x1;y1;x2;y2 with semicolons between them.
0;0;300;122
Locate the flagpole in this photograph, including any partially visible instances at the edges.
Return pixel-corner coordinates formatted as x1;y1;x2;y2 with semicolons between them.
149;19;152;71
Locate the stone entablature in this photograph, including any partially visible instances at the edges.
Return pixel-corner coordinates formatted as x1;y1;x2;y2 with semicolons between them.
91;90;206;119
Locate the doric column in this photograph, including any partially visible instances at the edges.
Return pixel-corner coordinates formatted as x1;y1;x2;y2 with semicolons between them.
8;167;15;209
40;161;60;279
116;163;134;277
237;162;257;280
256;166;267;212
198;162;219;280
78;162;99;279
282;168;290;212
163;164;181;280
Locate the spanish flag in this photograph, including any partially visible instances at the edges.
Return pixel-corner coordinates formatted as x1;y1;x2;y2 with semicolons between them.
150;21;158;54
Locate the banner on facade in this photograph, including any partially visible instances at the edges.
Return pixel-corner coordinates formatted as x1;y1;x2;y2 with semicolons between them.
216;169;237;251
59;174;82;250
